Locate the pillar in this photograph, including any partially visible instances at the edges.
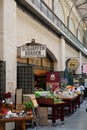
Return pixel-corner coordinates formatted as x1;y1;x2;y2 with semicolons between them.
79;51;82;74
59;36;66;71
0;0;17;129
3;0;17;94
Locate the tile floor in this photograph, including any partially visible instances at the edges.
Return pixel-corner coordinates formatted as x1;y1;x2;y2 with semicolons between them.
27;98;87;130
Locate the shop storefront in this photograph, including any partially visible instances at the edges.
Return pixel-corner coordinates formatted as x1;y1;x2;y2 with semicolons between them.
17;41;55;94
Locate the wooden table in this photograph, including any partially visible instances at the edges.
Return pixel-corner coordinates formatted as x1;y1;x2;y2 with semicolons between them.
62;96;78;115
36;97;65;125
0;115;33;130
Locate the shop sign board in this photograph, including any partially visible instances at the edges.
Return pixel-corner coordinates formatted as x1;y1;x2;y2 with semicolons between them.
83;64;87;73
21;45;46;58
46;72;60;93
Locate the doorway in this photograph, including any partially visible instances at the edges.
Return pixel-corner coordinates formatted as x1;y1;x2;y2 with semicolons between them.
34;68;49;91
17;44;57;94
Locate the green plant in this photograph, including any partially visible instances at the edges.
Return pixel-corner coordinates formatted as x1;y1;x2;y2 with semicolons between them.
23;101;33;110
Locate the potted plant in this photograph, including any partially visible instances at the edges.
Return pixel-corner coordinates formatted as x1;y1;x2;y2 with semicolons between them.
23;101;33;112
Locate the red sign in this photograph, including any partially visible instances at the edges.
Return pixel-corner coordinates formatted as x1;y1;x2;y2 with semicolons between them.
46;72;60;82
46;72;60;92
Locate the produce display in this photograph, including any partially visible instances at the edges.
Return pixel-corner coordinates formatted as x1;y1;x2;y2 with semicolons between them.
0;103;33;119
55;85;82;99
34;91;62;104
34;84;82;101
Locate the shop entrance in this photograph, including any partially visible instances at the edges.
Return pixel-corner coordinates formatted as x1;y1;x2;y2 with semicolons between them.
17;65;50;94
17;43;57;94
34;68;49;91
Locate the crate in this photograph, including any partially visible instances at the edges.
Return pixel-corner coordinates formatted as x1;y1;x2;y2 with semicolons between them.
23;94;38;108
36;97;54;105
36;107;48;126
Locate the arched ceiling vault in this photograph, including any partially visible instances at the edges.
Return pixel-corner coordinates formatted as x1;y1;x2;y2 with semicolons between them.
73;0;87;25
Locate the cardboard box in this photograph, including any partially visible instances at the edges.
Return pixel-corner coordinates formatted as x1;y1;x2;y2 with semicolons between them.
36;107;48;126
23;95;31;102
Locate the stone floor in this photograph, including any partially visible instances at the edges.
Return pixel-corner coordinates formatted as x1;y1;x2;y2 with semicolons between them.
27;98;87;130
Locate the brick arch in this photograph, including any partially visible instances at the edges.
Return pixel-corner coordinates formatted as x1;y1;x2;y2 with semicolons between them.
46;48;57;62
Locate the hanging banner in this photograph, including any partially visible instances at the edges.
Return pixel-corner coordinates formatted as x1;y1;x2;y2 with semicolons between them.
46;72;60;93
21;45;46;58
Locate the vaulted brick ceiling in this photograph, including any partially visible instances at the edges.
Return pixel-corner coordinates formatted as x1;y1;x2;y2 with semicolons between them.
73;0;87;25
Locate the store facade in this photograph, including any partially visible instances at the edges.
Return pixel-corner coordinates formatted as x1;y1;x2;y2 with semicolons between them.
17;41;56;93
0;0;87;129
0;0;87;96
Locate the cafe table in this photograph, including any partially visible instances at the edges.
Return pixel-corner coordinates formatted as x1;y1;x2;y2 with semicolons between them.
0;115;33;130
36;97;66;125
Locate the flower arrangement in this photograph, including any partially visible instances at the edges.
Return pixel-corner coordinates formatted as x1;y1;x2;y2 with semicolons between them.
4;92;12;99
60;78;68;88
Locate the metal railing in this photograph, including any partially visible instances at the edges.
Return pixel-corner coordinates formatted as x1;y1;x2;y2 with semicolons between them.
21;0;87;55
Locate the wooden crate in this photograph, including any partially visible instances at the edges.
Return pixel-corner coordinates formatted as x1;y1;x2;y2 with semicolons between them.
36;97;54;105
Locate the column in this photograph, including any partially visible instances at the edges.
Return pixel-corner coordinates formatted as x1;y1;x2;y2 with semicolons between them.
59;36;66;71
79;51;82;74
3;0;17;93
2;0;17;129
0;0;4;60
